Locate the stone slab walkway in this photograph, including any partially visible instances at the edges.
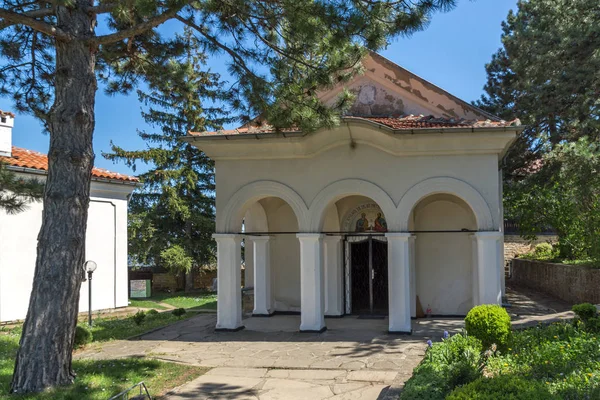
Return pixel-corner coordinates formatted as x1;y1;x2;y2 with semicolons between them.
75;285;574;399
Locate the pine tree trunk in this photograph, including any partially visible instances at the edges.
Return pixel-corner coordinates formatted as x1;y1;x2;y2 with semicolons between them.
10;2;96;394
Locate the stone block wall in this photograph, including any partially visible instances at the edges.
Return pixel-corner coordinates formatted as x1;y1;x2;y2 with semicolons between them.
193;269;217;290
503;235;557;277
511;259;600;304
152;273;182;292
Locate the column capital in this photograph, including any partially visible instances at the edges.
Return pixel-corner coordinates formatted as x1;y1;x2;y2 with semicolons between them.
472;231;503;241
246;235;273;241
323;235;343;243
296;233;324;241
385;232;412;241
213;233;241;241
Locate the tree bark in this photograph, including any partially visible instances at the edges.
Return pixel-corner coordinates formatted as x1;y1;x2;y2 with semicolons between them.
11;1;97;394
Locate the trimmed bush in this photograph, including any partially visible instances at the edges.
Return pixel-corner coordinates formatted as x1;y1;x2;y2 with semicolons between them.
465;305;511;350
132;310;146;325
585;317;600;333
447;375;560;400
172;308;186;317
74;325;93;347
572;303;597;322
146;309;159;316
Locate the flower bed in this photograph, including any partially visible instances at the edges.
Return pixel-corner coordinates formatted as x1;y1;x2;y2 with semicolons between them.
401;305;600;399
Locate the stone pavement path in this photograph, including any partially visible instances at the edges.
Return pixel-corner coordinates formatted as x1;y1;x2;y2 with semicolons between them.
75;285;573;399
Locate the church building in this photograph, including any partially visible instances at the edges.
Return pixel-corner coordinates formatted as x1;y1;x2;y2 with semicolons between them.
186;53;522;333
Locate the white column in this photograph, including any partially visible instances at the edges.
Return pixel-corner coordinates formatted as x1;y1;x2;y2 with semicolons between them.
248;235;273;316
409;236;417;318
297;234;326;332
324;235;343;316
471;235;480;306
473;232;503;305
213;234;244;331
386;233;412;333
244;238;254;289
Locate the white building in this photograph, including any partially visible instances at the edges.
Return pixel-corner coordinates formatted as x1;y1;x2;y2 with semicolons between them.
187;53;523;333
0;111;138;322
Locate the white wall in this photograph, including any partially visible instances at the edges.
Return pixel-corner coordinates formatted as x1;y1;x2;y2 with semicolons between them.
215;140;501;232
0;177;132;322
413;194;476;315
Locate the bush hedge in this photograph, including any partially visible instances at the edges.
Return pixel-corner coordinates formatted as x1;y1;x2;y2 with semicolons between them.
447;375;560;400
572;303;597;322
74;325;93;347
465;305;511;350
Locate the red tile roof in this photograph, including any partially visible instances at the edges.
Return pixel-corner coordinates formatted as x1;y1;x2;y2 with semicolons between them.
0;146;139;183
0;110;15;118
189;114;521;137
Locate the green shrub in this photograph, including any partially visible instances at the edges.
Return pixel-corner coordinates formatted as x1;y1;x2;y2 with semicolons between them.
533;242;554;259
74;325;93;347
465;305;511;350
132;310;146;325
172;308;186;317
584;317;600;333
572;303;597;322
146;309;159;316
447;375;560;400
401;332;482;399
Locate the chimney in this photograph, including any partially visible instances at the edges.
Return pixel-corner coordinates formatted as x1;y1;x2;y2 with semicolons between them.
0;111;14;157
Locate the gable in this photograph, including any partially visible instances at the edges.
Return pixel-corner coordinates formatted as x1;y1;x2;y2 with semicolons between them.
319;52;496;121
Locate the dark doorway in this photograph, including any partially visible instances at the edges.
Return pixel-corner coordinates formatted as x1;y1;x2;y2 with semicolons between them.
350;238;388;315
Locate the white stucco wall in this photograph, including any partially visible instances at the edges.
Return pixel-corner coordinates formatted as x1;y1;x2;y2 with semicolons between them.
412;195;476;316
0;176;133;322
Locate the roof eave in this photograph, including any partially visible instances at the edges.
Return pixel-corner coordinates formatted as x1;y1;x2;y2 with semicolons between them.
5;165;141;186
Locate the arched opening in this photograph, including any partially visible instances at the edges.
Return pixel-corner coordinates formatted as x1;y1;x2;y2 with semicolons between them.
326;195;390;316
409;194;477;316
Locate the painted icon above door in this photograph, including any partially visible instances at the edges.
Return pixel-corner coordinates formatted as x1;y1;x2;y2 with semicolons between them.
343;203;388;232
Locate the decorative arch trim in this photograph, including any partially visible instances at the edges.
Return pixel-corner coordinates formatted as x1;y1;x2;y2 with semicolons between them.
308;179;398;231
219;180;309;232
397;177;495;231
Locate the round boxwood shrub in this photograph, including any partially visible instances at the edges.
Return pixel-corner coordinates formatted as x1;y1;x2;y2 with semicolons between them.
533;242;553;259
132;310;146;325
465;305;511;350
572;303;597;322
74;325;93;347
146;309;159;316
172;308;186;318
447;375;560;400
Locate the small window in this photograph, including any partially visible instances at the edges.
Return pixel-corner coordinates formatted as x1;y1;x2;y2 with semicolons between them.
1;117;6;123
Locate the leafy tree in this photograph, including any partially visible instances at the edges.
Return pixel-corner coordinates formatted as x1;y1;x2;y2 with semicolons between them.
476;0;600;259
0;162;44;213
160;245;194;275
0;0;456;393
105;29;224;289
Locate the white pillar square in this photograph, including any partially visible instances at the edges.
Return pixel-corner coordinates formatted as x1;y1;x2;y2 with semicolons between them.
297;234;326;332
213;234;244;331
386;233;412;334
248;235;273;316
473;232;503;306
323;235;343;317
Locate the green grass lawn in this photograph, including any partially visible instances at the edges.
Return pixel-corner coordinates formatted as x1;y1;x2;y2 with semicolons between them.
88;311;194;342
130;291;217;311
0;328;206;400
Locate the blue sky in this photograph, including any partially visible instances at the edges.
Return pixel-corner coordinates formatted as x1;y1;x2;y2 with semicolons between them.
0;0;517;176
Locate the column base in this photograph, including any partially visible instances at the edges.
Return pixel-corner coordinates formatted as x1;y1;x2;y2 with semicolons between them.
299;327;327;333
252;312;274;317
388;329;412;335
325;314;345;319
215;326;245;332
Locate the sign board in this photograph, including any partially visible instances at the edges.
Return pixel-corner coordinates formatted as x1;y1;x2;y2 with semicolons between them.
130;279;151;298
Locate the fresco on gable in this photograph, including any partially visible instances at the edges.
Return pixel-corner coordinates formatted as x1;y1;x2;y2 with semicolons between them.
342;203;388;233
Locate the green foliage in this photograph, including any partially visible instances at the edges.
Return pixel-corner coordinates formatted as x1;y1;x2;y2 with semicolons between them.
401;331;482;400
465;305;512;350
476;0;600;262
73;325;93;348
533;243;554;259
132;311;146;326
0;162;44;214
447;375;559;400
160;245;194;275
585;318;600;334
171;308;186;318
146;309;159;316
572;303;598;322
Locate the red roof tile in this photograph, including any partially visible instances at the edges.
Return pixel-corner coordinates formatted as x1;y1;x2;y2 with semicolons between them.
0;146;139;183
0;110;15;118
189;114;521;137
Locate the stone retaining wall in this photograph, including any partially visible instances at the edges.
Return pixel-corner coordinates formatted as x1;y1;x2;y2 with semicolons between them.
511;259;600;304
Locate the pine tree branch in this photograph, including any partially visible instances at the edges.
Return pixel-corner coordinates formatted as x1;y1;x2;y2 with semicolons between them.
91;6;185;46
0;8;70;40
